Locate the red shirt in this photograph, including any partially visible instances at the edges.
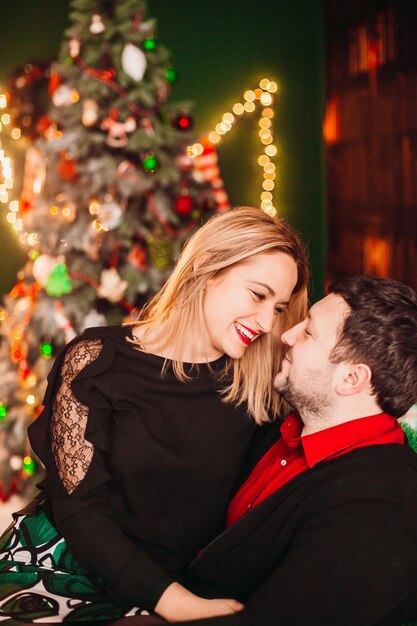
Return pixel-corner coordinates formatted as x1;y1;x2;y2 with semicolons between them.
226;412;405;527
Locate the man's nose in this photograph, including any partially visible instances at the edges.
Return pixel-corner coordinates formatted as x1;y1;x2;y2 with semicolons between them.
281;319;306;345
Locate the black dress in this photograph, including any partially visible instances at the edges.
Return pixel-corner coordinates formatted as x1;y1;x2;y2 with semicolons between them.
0;325;256;623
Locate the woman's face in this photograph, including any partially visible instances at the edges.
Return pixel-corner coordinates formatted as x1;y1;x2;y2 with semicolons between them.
201;252;298;360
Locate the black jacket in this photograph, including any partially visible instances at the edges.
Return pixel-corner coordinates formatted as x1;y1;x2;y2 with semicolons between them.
179;441;417;626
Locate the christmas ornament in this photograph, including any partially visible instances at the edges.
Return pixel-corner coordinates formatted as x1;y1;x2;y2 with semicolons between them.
82;99;99;126
143;153;158;172
44;263;73;297
0;402;7;421
69;37;81;58
166;67;177;83
121;43;147;81
128;245;147;269
116;160;138;181
176;153;194;171
101;110;136;147
148;239;172;271
97;268;128;303
174;190;194;216
174;112;194;131
96;199;124;230
81;309;107;330
89;14;106;34
40;341;53;359
193;139;230;211
32;254;57;286
144;38;156;51
58;152;78;181
52;84;78;107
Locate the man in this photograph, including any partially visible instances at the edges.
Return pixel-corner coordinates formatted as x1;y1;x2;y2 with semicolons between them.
175;276;417;626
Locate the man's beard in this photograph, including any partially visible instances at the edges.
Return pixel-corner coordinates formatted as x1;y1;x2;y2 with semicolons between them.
274;372;333;417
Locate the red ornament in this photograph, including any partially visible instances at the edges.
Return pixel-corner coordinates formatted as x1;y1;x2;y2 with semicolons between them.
48;72;61;96
58;152;78;181
174;192;194;216
128;245;147;269
174;112;194;131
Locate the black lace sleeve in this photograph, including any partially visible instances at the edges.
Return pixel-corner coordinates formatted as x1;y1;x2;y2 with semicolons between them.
50;338;102;494
28;328;174;609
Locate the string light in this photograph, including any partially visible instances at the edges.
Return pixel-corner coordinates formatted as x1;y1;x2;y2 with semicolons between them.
187;77;279;216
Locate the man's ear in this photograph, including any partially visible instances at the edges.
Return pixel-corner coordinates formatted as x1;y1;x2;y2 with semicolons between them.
336;363;372;396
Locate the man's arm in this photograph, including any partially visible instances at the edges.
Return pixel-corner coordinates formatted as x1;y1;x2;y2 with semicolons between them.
172;496;417;625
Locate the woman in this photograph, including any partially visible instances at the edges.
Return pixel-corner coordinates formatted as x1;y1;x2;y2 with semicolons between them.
0;207;308;624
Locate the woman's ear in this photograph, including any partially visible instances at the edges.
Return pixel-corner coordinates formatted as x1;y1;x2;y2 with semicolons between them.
336;362;372;396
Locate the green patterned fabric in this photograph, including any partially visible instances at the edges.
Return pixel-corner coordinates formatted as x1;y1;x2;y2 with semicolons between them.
0;510;147;623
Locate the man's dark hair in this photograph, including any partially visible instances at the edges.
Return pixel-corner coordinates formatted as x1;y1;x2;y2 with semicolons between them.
328;276;417;417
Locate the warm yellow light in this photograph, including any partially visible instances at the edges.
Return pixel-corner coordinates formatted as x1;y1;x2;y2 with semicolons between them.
243;90;256;102
222;112;234;123
6;212;16;223
264;205;277;217
49;205;59;215
208;131;221;144
267;81;278;93
254;88;263;99
12;330;21;341
92;219;108;232
264;162;276;173
13;219;23;231
26;374;37;386
261;200;273;210
54;130;63;138
1;113;10;125
71;90;80;103
0;310;5;322
26;394;36;406
258;155;270;166
259;78;270;90
0;94;7;108
89;199;100;215
261;191;273;201
62;206;71;218
232;103;245;115
27;233;38;246
265;144;277;156
261;135;273;145
259;129;271;139
11;128;21;140
9;200;19;212
260;92;273;106
263;171;276;180
243;101;255;113
262;179;275;191
215;123;226;135
259;117;271;128
262;107;274;118
218;122;229;133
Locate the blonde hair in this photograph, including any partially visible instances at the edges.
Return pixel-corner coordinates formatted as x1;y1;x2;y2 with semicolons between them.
126;207;309;424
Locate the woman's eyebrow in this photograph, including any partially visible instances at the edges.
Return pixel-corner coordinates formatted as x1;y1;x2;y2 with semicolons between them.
251;281;275;296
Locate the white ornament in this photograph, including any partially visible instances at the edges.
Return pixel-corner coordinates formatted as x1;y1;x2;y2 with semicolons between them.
97;200;124;230
32;255;57;286
69;37;81;58
121;43;147;81
52;85;74;107
97;268;128;303
81;309;107;330
90;14;105;34
82;99;99;126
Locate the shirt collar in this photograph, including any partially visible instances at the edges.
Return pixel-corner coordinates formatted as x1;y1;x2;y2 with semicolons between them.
280;411;403;468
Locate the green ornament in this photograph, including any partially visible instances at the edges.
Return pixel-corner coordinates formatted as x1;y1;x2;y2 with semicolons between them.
148;239;172;271
64;56;74;65
166;67;177;83
44;263;73;297
144;38;156;51
40;342;53;359
22;456;37;476
0;402;7;421
143;154;158;172
29;250;40;261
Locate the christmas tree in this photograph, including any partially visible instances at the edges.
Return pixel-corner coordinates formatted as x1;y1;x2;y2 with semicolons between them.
0;0;226;503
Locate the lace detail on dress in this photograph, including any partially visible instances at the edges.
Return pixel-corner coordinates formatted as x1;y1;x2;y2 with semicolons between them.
51;338;103;495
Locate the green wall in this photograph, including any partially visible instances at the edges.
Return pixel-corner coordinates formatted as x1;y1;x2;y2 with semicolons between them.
0;0;325;299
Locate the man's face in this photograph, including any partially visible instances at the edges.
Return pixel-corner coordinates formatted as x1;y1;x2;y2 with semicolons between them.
274;293;350;415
